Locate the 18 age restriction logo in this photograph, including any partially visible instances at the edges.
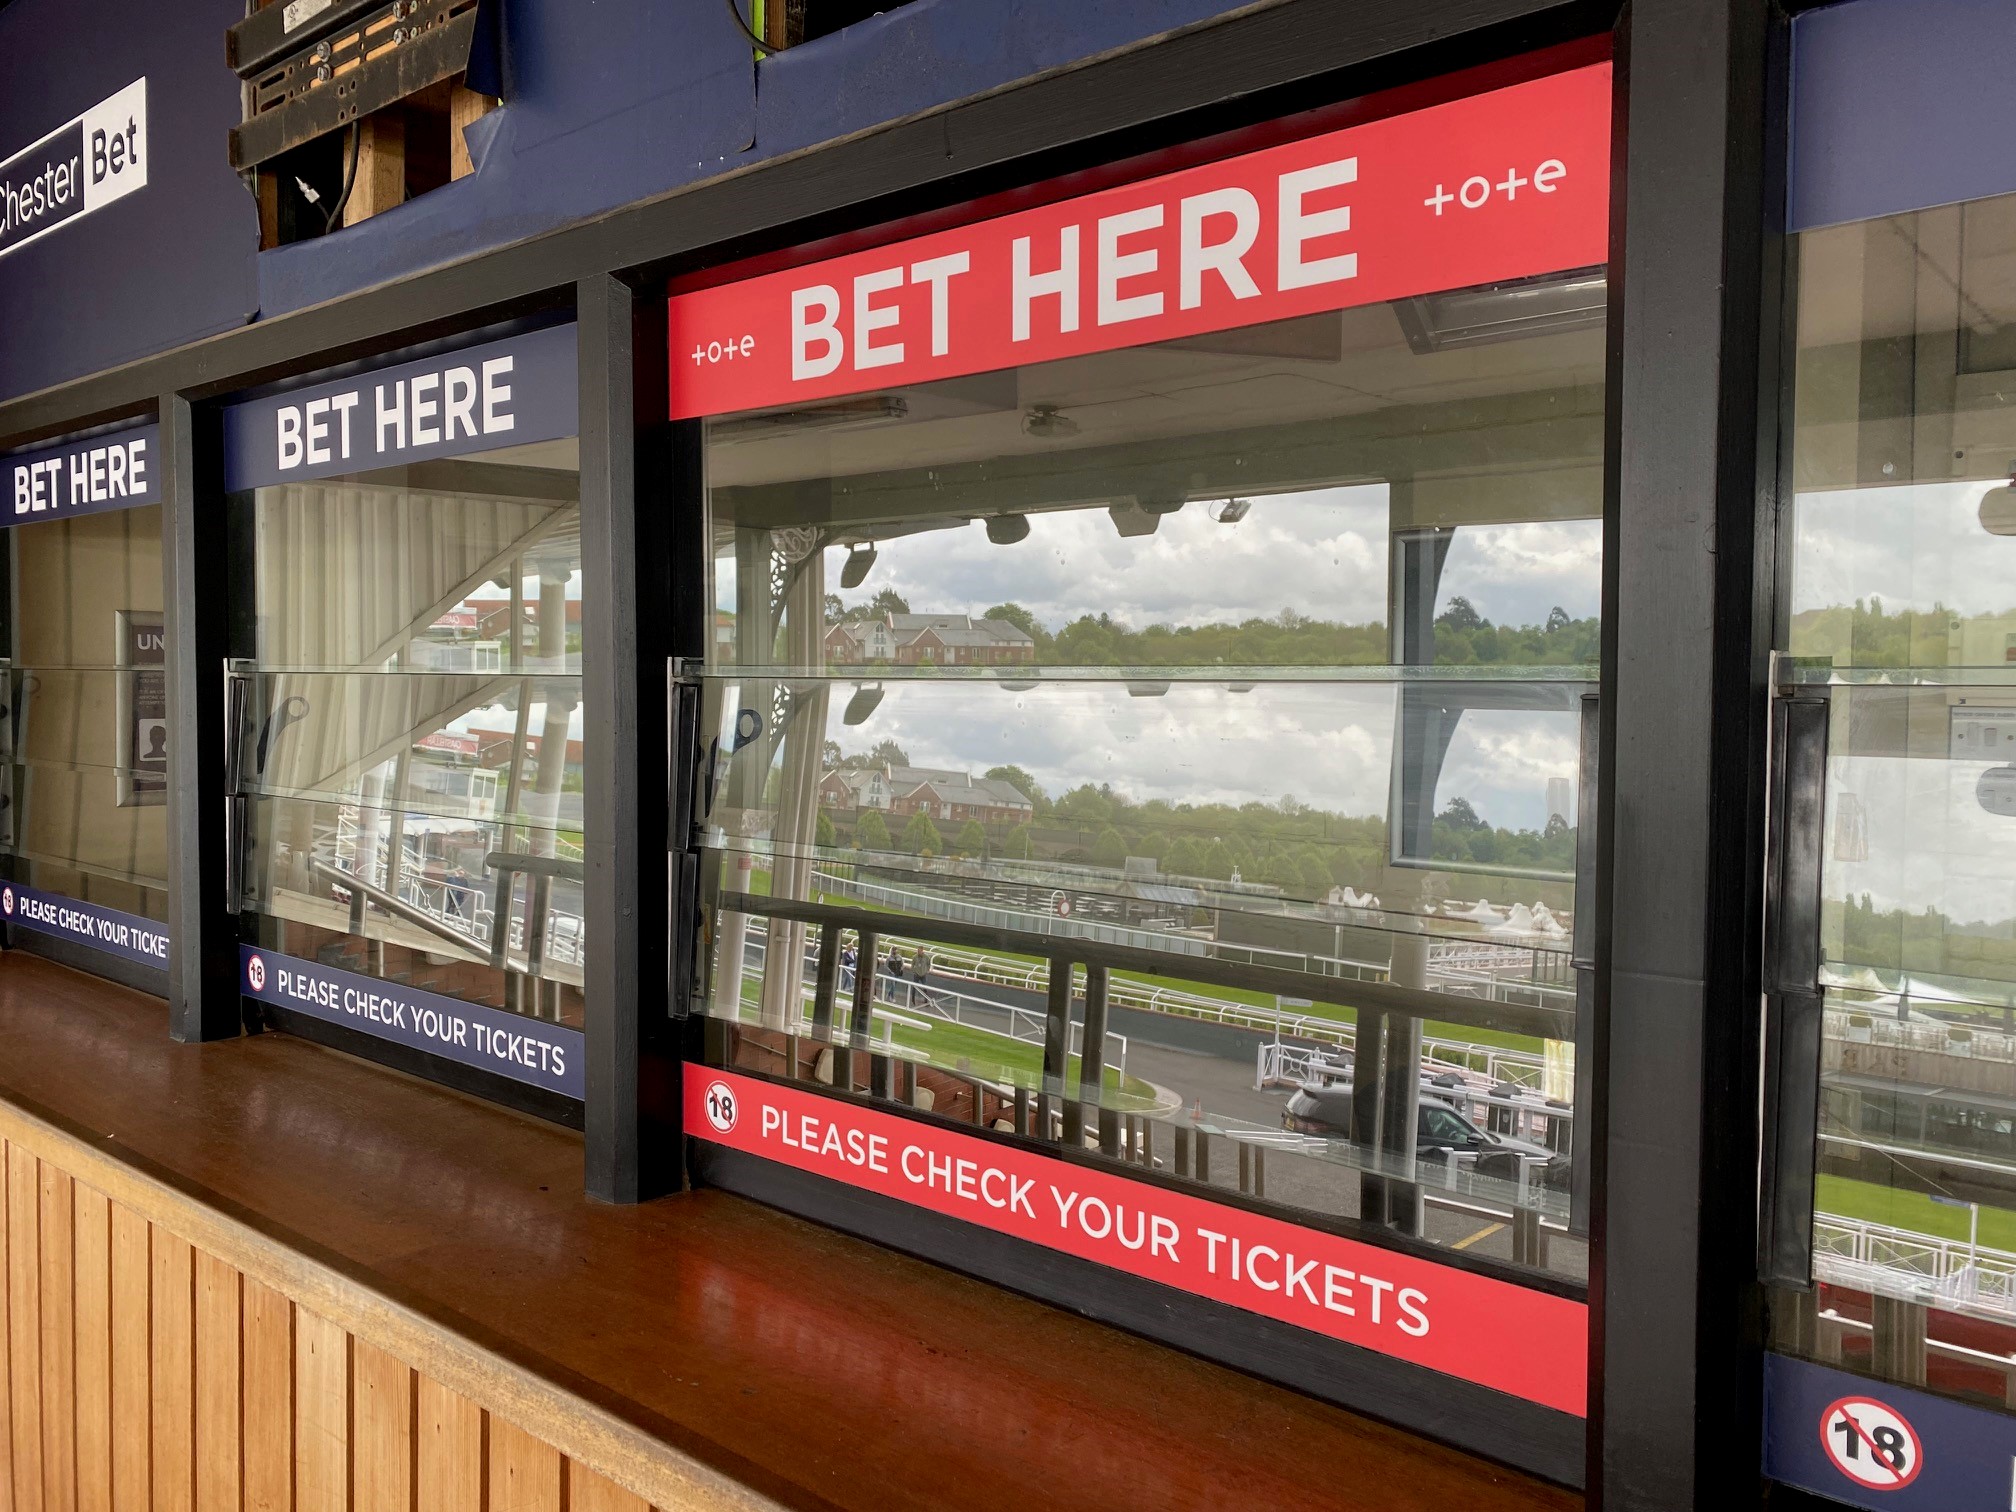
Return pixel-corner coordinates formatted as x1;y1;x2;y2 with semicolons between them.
1820;1395;1923;1491
703;1079;739;1134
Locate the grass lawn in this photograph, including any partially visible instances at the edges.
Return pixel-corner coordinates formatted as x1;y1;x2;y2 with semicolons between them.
1817;1174;2016;1251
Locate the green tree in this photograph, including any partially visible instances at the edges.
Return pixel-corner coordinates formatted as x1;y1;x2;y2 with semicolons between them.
840;737;910;770
1091;826;1128;868
1202;839;1234;880
1436;595;1486;633
1004;823;1034;860
1164;837;1205;876
902;811;942;855
815;811;837;847
955;820;988;857
1295;853;1335;899
1438;796;1487;831
835;587;911;622
982;602;1047;644
1055;785;1115;826
985;764;1048;809
855;810;891;851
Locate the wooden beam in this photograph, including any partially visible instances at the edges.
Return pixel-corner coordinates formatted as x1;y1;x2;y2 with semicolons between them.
449;86;493;181
343;111;405;228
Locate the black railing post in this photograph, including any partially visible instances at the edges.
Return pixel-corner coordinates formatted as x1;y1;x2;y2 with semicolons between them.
1041;959;1073;1143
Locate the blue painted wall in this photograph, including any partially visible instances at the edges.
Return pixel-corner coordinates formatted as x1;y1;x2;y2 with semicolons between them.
258;0;1258;317
0;0;1260;406
1790;0;2016;231
0;0;257;407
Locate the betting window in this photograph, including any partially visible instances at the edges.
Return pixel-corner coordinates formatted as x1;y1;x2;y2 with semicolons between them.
0;421;170;978
674;56;1612;1434
222;324;587;1115
1769;185;2016;1417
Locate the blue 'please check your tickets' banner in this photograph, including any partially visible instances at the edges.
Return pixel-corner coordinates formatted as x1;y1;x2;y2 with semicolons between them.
239;945;583;1100
2;882;168;967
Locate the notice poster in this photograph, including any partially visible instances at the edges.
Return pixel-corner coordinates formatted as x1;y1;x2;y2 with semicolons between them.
686;1068;1588;1414
116;609;165;806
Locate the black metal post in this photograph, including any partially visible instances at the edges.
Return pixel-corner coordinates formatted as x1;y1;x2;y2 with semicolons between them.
1041;960;1072;1143
162;394;239;1041
1592;0;1784;1504
579;273;683;1202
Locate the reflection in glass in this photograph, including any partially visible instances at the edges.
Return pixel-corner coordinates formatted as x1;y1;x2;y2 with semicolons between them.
690;287;1606;1280
2;504;169;921
236;441;586;1027
1781;190;2016;1407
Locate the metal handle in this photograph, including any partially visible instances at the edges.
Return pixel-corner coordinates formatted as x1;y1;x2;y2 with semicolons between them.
1568;691;1599;1235
669;670;701;845
1766;692;1831;996
666;661;710;1018
222;665;249;917
1570;692;1600;972
1759;690;1831;1288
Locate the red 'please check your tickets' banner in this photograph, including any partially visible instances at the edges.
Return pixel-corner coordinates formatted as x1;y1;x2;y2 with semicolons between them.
667;63;1610;420
687;1070;1589;1415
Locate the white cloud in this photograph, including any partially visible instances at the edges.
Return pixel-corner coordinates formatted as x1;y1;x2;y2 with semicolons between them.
732;485;1395;632
1792;482;2016;618
1437;521;1602;628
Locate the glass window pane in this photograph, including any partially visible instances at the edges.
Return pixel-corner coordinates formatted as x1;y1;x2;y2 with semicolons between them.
692;283;1603;1281
5;504;169;922
1781;191;2016;1409
236;439;586;1032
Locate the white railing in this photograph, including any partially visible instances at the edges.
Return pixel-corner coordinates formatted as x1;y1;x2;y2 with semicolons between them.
1253;1042;1569;1147
1825;1005;2016;1062
324;807;587;967
911;939;1549;1081
1814;1212;2016;1321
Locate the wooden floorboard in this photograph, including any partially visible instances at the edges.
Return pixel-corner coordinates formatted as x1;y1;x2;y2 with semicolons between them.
0;952;1579;1512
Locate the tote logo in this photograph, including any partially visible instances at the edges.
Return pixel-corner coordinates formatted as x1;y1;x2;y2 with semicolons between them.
0;79;148;261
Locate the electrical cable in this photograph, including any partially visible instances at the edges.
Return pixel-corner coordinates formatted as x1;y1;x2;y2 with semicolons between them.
323;121;362;236
722;0;769;52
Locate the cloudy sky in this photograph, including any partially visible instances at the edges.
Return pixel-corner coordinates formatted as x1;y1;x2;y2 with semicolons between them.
707;485;1598;837
721;484;1604;636
1791;480;2016;618
808;679;1579;839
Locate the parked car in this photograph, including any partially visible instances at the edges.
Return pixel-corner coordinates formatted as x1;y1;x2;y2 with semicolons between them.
1282;1084;1571;1193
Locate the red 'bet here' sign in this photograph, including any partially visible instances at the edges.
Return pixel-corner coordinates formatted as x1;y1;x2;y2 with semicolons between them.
668;62;1610;419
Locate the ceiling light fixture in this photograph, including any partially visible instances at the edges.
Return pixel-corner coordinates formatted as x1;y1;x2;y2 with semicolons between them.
839;542;878;588
1980;470;2016;536
1393;270;1607;355
710;395;910;441
842;685;885;726
1023;404;1080;440
1107;500;1160;538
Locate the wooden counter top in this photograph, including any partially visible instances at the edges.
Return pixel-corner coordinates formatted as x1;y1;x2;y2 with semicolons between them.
0;953;1579;1512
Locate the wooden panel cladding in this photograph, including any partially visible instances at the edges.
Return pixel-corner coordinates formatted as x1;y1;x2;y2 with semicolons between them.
0;1133;659;1512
